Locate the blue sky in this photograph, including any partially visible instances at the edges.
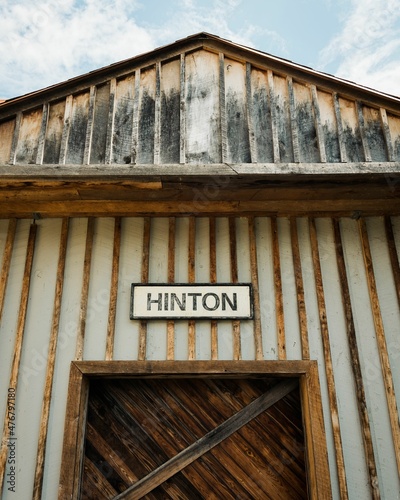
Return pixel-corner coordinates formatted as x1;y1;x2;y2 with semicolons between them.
1;0;400;99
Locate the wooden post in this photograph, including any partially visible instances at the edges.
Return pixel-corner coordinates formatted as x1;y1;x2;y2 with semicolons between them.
249;217;263;360
0;219;17;323
167;217;176;360
188;217;196;360
229;217;241;360
209;217;218;360
271;217;286;360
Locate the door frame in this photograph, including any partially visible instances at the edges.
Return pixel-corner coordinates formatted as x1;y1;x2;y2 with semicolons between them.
58;360;331;499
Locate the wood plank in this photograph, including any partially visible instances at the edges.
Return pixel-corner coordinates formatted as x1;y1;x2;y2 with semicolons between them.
33;218;69;499
58;363;89;499
43;100;66;164
131;69;140;164
271;217;286;360
180;54;186;164
167;217;175;360
154;62;161;165
0;223;37;495
358;218;400;474
0;118;16;164
356;102;372;162
249;217;263;360
300;362;332;499
58;95;73;164
0;219;17;323
113;379;298;499
188;217;196;360
333;93;347;162
82;456;117;498
267;70;280;163
380;108;395;161
287;77;300;163
309;218;348;498
246;63;257;163
384;216;400;308
219;53;227;163
138;217;150;360
66;92;90;164
311;85;327;163
290;218;309;359
83;86;96;165
15;108;43;164
105;217;121;361
160;59;181;164
105;78;117;164
229;218;241;360
35;103;49;165
332;218;380;498
75;217;95;361
90;82;111;164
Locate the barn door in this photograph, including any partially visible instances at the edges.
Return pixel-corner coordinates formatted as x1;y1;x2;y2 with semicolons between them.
80;377;307;499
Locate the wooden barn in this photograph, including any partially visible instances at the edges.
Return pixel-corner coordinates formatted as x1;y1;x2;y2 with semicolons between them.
0;32;399;499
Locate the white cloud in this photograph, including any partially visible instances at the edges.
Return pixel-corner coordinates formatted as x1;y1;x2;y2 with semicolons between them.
319;0;400;96
0;0;156;98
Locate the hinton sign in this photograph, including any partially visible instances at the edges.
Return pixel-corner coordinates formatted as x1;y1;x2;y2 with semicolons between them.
130;284;253;320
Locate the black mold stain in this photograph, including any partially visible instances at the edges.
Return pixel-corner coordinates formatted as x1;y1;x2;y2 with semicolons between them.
137;91;155;164
160;89;180;163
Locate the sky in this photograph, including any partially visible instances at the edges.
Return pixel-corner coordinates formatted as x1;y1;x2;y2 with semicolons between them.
1;0;400;100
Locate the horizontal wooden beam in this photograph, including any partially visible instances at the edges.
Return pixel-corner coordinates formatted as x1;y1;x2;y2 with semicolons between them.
0;199;398;218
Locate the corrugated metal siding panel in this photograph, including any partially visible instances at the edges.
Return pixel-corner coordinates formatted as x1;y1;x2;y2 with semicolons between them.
0;215;399;498
3;48;399;167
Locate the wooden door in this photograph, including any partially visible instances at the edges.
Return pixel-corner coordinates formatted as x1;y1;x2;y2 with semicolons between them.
80;377;307;499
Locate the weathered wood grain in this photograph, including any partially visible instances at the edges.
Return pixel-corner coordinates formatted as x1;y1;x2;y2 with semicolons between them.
138;217;150;360
15;108;43;164
229;217;241;360
271;217;286;360
167;217;176;360
75;217;95;361
0;223;36;495
43;100;66;164
66;92;90;164
90;83;111;164
0;219;16;323
249;217;263;360
33;218;69;499
105;217;121;361
332;218;380;498
358;218;400;474
188;217;196;360
309;218;348;498
0;118;16;164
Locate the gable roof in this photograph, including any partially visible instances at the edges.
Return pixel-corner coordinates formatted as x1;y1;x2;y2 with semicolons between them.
0;32;399;218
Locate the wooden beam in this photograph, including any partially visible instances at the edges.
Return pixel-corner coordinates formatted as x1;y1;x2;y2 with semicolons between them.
249;217;263;360
229;217;241;360
0;219;17;323
167;217;175;361
271;217;286;360
138;217;150;360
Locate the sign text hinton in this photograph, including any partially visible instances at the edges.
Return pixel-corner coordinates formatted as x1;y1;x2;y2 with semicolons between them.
130;284;253;319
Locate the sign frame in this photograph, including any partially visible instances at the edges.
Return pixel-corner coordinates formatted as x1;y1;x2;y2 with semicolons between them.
130;283;254;320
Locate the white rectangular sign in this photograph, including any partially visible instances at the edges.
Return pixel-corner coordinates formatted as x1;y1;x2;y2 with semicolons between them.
130;284;253;319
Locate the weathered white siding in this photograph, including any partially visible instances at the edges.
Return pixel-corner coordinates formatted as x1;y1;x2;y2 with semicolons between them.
0;215;399;499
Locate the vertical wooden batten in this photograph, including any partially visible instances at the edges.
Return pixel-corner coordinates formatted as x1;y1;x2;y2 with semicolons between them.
287;77;300;163
333;93;347;163
154;62;161;165
358;218;400;474
248;217;263;360
138;217;151;360
32;218;69;499
167;217;176;360
180;53;186;164
219;53;228;163
105;217;122;361
0;219;17;323
332;218;380;499
356;102;372;162
309;218;348;498
380;108;395;162
0;223;37;495
271;217;286;360
229;217;241;360
35;103;49;165
267;71;280;163
75;217;95;361
83;86;96;165
290;218;309;360
209;217;218;360
131;69;140;164
188;217;196;360
8;112;22;165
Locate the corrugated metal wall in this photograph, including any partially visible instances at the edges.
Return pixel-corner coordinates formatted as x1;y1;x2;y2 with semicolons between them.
0;216;399;499
2;48;400;167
